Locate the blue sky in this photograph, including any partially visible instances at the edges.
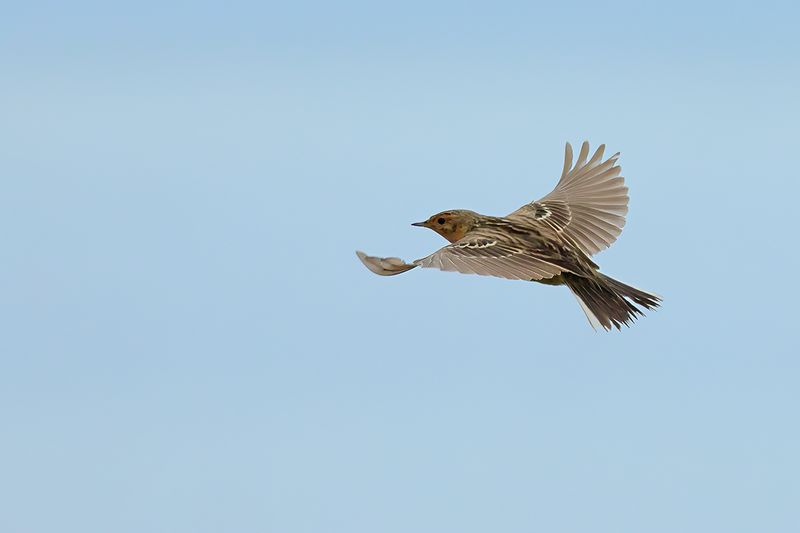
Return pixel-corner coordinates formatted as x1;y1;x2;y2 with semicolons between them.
2;2;799;532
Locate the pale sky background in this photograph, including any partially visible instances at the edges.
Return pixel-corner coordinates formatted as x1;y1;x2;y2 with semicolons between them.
2;2;799;532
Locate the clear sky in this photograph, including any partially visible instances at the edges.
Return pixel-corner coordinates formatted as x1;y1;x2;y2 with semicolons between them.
2;1;799;532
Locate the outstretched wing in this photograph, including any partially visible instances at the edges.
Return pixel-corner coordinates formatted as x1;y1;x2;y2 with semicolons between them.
509;141;629;255
357;232;566;281
413;233;567;280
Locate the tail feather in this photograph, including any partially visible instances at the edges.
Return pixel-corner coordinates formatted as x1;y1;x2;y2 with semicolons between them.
564;272;661;330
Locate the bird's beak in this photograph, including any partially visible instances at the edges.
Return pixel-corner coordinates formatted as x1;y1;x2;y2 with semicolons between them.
411;221;427;227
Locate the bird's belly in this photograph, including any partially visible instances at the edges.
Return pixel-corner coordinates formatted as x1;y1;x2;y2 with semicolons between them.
535;274;565;286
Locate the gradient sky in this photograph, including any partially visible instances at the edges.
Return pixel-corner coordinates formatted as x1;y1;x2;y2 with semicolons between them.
2;2;799;532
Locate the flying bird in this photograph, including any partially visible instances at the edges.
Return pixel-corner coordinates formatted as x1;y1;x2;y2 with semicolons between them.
356;141;660;330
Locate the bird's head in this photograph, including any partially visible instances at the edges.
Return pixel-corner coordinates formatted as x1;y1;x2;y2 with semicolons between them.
412;210;479;243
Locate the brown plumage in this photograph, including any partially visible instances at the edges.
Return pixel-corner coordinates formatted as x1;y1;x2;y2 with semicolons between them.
356;141;661;330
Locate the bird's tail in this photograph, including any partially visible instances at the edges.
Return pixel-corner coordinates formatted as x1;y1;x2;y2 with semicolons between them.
563;272;661;330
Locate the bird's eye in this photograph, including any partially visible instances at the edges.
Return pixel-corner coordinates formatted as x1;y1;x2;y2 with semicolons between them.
437;217;446;225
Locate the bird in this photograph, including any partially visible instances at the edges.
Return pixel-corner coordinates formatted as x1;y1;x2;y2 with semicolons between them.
356;141;661;330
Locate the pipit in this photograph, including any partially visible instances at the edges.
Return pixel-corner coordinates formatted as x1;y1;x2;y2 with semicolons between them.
356;141;660;330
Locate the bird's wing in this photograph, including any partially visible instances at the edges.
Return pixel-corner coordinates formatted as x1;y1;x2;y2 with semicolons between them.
508;141;629;255
413;230;568;281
